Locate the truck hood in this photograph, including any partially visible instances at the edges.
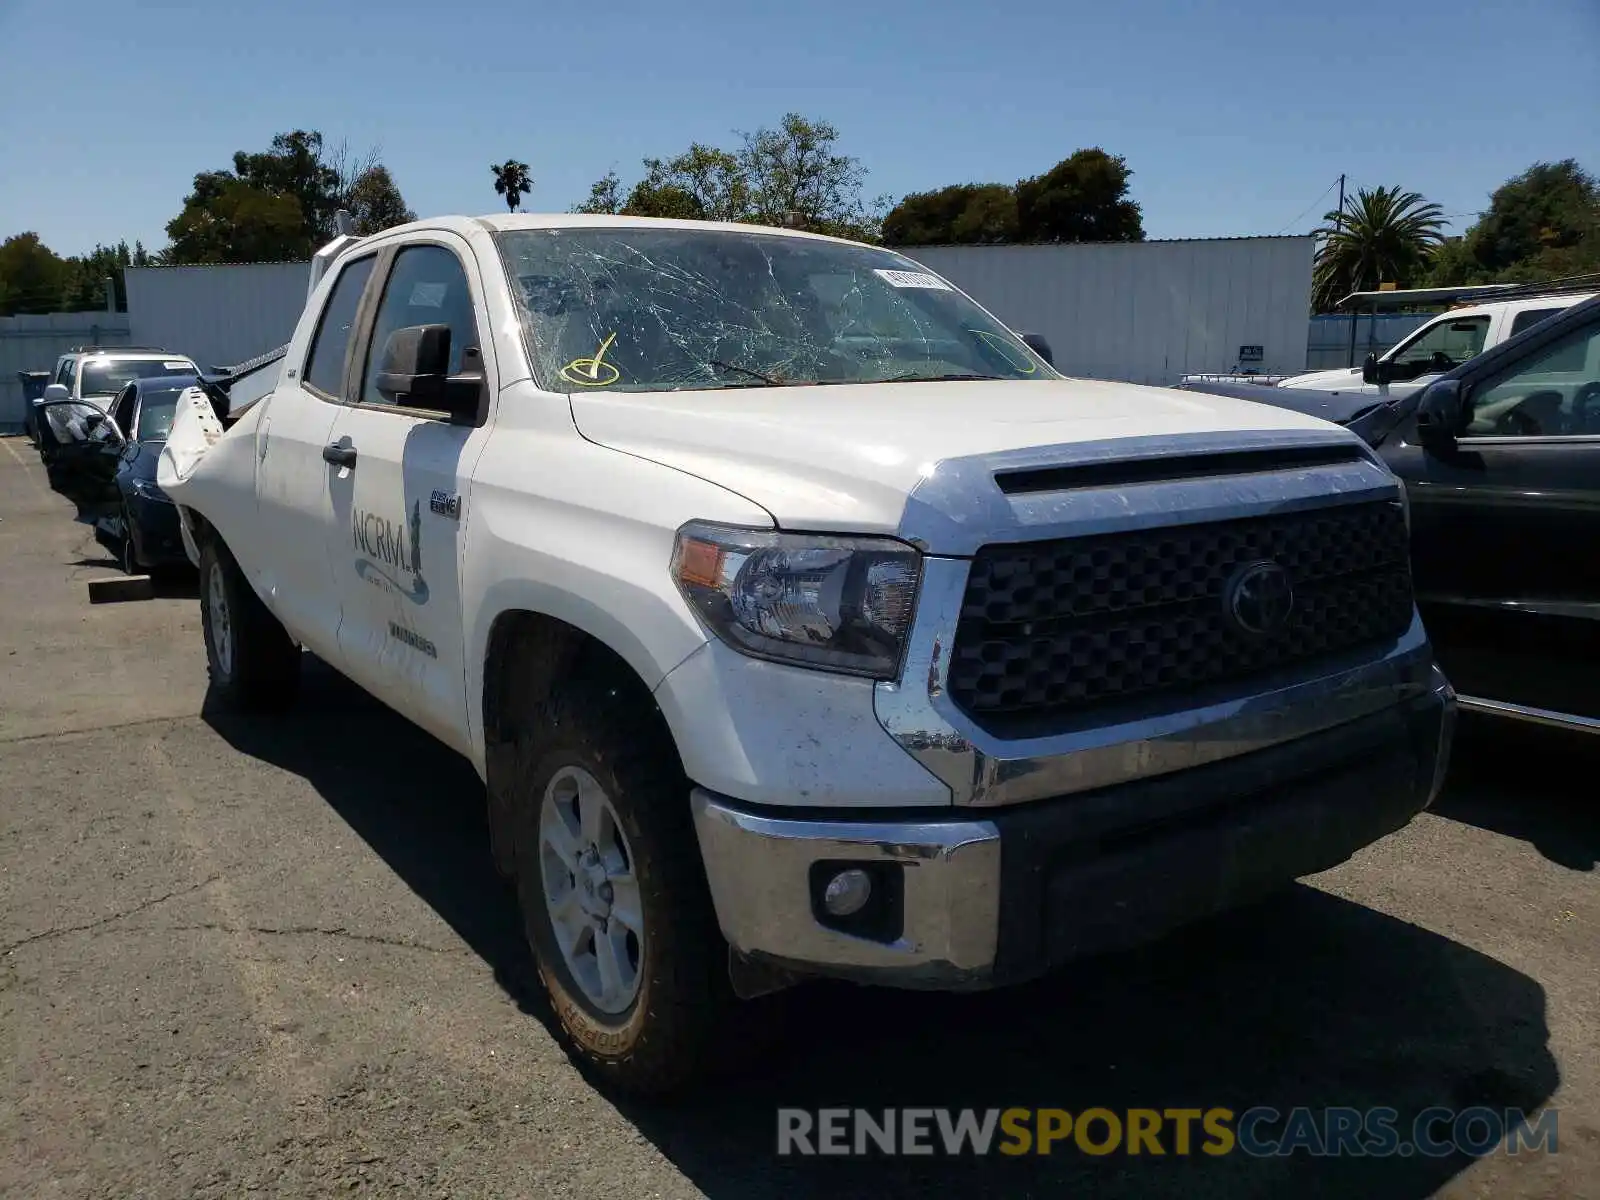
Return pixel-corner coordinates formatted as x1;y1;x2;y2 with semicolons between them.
1278;367;1366;390
569;377;1349;535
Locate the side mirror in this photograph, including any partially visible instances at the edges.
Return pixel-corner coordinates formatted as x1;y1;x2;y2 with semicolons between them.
42;383;70;404
1020;331;1054;366
375;324;483;425
1414;379;1463;453
1361;352;1393;385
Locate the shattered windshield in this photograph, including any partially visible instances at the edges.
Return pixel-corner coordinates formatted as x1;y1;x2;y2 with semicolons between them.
494;227;1058;393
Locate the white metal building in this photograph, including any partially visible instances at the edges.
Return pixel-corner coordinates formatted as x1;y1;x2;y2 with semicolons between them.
124;262;311;372
906;236;1314;386
1;311;132;432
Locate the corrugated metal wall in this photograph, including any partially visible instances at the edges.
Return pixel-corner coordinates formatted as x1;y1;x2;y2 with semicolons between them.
0;312;132;433
124;262;311;372
905;237;1314;387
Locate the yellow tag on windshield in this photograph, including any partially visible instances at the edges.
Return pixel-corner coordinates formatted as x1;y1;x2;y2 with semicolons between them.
560;331;621;387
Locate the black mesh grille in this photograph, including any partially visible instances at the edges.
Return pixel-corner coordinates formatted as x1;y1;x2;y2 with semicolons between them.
948;501;1413;730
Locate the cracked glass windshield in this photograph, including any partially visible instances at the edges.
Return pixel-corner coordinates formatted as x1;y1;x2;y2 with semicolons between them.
494;227;1058;393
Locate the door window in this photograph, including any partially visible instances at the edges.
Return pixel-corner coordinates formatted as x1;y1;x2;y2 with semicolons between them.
56;358;75;387
360;245;480;407
1465;318;1600;437
303;255;376;398
1388;315;1490;382
110;384;139;435
1509;308;1564;337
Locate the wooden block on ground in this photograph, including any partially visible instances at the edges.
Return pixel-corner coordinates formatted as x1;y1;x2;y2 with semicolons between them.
88;575;155;604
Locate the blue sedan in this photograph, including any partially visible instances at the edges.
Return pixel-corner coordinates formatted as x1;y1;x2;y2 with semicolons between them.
98;376;197;573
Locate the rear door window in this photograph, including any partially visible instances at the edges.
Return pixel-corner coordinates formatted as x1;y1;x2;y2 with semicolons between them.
1510;308;1564;337
303;255;376;398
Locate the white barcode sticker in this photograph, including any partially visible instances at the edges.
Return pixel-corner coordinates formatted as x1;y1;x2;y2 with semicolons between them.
874;269;951;290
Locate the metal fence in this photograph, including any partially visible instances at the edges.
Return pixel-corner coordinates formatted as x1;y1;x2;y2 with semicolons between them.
0;312;132;433
1305;313;1430;371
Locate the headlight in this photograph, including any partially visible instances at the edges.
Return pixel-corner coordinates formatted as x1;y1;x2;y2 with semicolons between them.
671;522;922;679
130;477;169;502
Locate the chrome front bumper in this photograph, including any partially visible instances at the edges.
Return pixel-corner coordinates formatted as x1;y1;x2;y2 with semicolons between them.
693;666;1456;990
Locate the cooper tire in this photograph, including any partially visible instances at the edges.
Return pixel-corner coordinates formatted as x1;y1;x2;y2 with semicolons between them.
198;536;300;711
511;669;737;1096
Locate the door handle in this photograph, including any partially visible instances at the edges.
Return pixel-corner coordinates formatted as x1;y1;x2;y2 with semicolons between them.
322;443;357;468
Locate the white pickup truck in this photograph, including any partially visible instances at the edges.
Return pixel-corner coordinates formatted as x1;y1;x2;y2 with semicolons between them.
155;214;1455;1094
1279;289;1597;397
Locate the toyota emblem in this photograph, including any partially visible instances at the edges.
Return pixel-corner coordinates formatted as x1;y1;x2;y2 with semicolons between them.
1225;561;1294;636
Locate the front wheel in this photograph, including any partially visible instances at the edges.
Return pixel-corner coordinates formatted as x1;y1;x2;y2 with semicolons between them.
198;537;301;711
511;671;738;1096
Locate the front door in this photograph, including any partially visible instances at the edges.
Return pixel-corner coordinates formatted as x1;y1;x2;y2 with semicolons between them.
323;239;492;755
1397;312;1600;718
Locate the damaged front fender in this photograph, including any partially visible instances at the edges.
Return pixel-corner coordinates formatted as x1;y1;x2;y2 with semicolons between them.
157;385;250;569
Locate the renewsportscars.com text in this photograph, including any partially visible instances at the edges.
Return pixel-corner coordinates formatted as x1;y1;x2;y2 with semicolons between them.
776;1106;1558;1158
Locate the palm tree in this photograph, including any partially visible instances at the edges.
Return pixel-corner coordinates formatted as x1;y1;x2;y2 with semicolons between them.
1312;186;1447;310
490;160;533;212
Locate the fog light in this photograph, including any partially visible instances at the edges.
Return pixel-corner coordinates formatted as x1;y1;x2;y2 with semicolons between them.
822;868;873;917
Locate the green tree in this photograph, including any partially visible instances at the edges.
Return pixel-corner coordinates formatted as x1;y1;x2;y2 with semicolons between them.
623;180;707;220
882;183;1019;246
59;240;152;311
1015;148;1144;243
632;145;748;222
571;114;884;239
1311;185;1446;311
161;131;408;263
0;232;68;316
572;170;624;215
1428;160;1600;286
491;159;533;212
736;114;883;238
344;165;416;235
232;130;342;249
165;174;308;264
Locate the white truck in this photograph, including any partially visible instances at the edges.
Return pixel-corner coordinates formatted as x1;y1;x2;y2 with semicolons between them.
1279;287;1597;397
154;214;1456;1094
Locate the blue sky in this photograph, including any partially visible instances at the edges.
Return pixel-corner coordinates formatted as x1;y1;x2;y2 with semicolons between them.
2;0;1596;257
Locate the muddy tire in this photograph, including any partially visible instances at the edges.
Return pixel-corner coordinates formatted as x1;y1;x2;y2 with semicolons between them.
510;669;737;1096
198;536;300;711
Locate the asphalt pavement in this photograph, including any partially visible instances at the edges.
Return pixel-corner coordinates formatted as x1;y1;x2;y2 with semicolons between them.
1;435;1595;1198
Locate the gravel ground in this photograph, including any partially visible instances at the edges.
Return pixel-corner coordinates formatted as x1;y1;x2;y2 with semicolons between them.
1;435;1595;1199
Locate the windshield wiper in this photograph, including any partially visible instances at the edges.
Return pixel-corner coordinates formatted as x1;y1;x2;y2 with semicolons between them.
708;359;788;386
877;371;1008;383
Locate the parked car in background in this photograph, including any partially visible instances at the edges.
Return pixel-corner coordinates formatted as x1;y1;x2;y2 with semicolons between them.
36;367;268;575
1275;284;1595;398
35;347;199;481
98;376;200;573
1179;291;1600;733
